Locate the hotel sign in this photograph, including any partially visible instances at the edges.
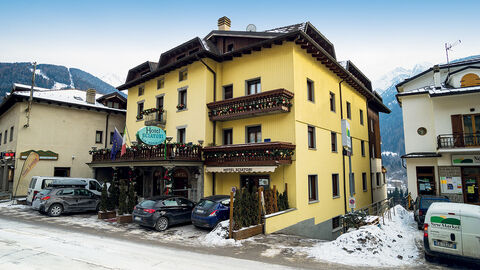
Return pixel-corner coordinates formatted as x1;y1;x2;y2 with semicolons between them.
137;126;166;145
205;166;277;173
452;155;480;166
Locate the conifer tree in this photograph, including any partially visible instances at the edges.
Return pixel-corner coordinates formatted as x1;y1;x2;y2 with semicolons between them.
127;181;136;213
118;179;127;215
100;183;108;212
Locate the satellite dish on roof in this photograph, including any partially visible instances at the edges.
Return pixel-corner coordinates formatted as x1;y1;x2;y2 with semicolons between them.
246;24;257;32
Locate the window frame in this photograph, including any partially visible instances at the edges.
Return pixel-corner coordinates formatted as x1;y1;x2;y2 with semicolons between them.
177;127;186;144
179;69;188;82
329;92;336;112
308;125;316;149
95;131;103;144
137;101;144;120
9;126;13;142
4;130;7;144
157;77;165;89
308;174;318;203
360;109;364;125
223;128;233;145
332;216;341;231
110;132;114;145
223;84;233;100
361;140;365;157
138;85;144;96
246;78;261;95
332;173;340;198
177;87;187;111
246;125;262;143
307;79;314;102
331;132;337;152
346;101;351;119
362;172;367;192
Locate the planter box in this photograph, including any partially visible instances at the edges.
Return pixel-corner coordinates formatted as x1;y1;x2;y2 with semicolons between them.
98;211;116;219
117;215;133;224
232;224;263;240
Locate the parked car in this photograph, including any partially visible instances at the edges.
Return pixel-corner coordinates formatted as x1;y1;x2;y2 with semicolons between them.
26;176;103;205
32;187;101;217
191;195;231;229
132;196;195;231
414;195;450;229
424;202;480;264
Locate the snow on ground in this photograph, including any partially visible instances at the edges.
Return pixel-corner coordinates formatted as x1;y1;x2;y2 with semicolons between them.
303;205;419;267
382;151;399;157
201;220;240;247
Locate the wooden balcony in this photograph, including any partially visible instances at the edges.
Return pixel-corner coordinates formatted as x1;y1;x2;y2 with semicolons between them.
207;89;294;121
203;142;295;166
90;144;202;164
437;133;480;149
144;110;167;127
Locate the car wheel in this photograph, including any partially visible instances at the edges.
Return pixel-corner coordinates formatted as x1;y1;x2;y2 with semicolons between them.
155;216;169;231
48;204;63;217
424;252;434;262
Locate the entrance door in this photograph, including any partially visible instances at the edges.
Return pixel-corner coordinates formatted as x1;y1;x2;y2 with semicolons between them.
172;169;189;198
416;167;436;195
153;170;164;196
462;167;480;204
240;175;270;192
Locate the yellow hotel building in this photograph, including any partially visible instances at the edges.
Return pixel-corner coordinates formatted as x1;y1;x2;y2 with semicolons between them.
90;17;389;239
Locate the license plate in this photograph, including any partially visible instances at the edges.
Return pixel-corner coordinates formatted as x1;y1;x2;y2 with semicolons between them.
434;240;456;249
134;216;141;221
196;209;205;214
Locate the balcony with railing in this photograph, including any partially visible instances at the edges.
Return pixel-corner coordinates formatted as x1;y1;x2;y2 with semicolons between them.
203;142;295;166
437;133;480;149
143;109;166;127
207;89;294;121
90;143;202;164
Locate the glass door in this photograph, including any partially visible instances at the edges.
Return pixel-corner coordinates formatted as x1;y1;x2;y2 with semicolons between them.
463;114;480;146
462;167;480;204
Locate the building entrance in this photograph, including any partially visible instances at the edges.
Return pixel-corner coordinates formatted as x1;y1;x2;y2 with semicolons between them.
462;167;480;204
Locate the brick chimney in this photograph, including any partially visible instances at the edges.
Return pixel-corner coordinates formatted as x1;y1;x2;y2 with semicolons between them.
218;16;231;31
86;88;96;104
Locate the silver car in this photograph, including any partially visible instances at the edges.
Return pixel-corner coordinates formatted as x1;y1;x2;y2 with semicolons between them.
32;187;100;217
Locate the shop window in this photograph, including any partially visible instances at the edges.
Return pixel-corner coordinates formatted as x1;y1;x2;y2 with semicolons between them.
246;78;261;95
241;175;269;193
54;167;70;177
332;174;339;197
308;126;316;149
308;175;318;202
307;79;314;102
223;85;233;100
223;129;233;145
416;167;435;195
246;125;261;143
462;167;480;204
362;172;367;191
95;131;103;144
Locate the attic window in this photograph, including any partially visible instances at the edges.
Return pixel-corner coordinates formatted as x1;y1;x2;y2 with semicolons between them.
73;96;83;101
461;73;480;88
226;44;234;52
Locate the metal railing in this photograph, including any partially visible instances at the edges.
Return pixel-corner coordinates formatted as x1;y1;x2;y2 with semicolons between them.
437;133;480;149
144;110;167;126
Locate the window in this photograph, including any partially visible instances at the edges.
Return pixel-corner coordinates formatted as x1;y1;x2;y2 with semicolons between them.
75;189;92;197
226;43;234;52
308;175;318;202
157;78;164;89
4;130;7;144
351;173;355;194
137;102;144;120
113;102;119;109
376;172;380;187
110;132;114;144
176;54;186;61
95;131;103;144
178;88;187;110
370;119;374;132
179;69;188;81
223;129;233;145
332;216;341;230
331;132;337;152
371;173;375;187
57;188;74;195
107;101;113;108
329;92;336;112
308;126;316;149
0;133;2;145
177;128;186;143
54;167;70;177
189;48;199;55
246;78;261;95
307;79;314;102
223;85;233;100
332;174;339;197
138;86;144;96
361;140;365;156
360;109;364;125
246;125;261;143
89;181;102;192
371;143;375;158
362;173;367;191
346;101;351;119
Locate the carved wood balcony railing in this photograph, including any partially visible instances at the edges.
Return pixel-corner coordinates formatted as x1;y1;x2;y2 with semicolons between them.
207;89;294;121
90;144;202;163
437;133;480;149
203;142;295;166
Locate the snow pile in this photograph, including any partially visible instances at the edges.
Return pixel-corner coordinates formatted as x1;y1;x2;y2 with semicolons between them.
305;205;419;267
200;220;240;247
0;201;29;209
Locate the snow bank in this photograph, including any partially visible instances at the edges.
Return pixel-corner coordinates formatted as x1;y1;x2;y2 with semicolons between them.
200;220;240;247
0;201;29;209
305;205;419;267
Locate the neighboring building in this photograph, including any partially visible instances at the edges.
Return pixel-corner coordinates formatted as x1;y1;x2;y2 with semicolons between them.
90;17;389;239
0;83;126;196
396;56;480;204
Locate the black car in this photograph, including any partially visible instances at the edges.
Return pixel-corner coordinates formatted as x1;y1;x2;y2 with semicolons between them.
414;195;450;229
132;196;195;231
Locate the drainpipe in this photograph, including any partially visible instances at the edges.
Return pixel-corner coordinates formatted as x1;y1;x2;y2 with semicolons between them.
105;113;110;148
366;101;374;205
338;79;347;214
197;56;217;195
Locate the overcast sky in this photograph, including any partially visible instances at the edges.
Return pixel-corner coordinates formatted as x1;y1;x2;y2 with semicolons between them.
1;0;478;87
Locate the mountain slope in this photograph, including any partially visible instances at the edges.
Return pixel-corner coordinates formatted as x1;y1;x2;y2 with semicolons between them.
0;62;119;99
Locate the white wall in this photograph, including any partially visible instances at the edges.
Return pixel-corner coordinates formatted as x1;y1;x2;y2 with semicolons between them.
401;94;436;153
406;158;438;200
432;93;480;136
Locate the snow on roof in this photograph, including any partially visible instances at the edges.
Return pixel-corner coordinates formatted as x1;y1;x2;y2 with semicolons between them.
13;83;50;92
265;22;307;33
398;84;480;97
12;88;125;112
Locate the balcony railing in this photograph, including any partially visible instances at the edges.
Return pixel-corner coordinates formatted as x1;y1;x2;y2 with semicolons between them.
207;89;294;121
144;110;167;127
90;144;202;163
203;142;295;166
437;133;480;149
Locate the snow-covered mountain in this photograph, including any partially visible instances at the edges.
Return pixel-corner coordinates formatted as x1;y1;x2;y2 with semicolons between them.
99;73;125;88
373;63;431;94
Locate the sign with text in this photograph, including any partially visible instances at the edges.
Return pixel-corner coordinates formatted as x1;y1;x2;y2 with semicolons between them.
205;166;276;173
341;119;351;150
136;126;166;145
452;155;480;166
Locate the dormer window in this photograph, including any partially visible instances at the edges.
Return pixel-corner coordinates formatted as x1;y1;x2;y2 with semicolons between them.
461;73;480;88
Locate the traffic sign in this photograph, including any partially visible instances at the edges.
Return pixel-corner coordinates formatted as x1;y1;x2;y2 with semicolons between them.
348;197;356;209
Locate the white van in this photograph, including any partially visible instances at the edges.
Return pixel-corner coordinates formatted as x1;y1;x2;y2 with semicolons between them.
424;202;480;264
26;176;103;205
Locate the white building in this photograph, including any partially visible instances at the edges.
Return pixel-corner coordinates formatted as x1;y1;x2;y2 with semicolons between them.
396;57;480;204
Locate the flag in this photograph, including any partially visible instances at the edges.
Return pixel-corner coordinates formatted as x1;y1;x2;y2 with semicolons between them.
111;128;123;160
120;127;127;156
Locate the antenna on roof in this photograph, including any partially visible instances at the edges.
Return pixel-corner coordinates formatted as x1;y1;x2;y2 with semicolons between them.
445;40;461;74
246;24;256;32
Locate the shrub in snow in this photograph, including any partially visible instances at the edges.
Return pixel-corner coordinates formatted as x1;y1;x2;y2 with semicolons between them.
100;184;108;212
233;188;260;230
118;180;127;215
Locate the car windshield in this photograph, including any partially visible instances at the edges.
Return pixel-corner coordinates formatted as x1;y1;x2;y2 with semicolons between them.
421;198;448;209
139;200;156;208
39;189;51;195
196;199;216;209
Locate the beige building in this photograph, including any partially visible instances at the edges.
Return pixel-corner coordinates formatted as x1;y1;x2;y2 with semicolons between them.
0;83;126;196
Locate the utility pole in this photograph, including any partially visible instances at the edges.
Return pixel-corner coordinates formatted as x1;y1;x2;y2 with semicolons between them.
25;62;36;128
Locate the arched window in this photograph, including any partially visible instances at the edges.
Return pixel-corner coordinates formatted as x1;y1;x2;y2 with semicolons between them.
460;73;480;87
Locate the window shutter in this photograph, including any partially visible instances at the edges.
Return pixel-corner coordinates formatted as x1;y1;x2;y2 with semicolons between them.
451;114;464;147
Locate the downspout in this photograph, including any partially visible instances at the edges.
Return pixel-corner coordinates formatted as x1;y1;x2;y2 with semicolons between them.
338;79;347;214
197;56;217;195
366;101;374;205
105;113;110;148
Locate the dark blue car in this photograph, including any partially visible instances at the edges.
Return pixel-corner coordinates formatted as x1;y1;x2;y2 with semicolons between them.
191;195;230;229
414;195;450;229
